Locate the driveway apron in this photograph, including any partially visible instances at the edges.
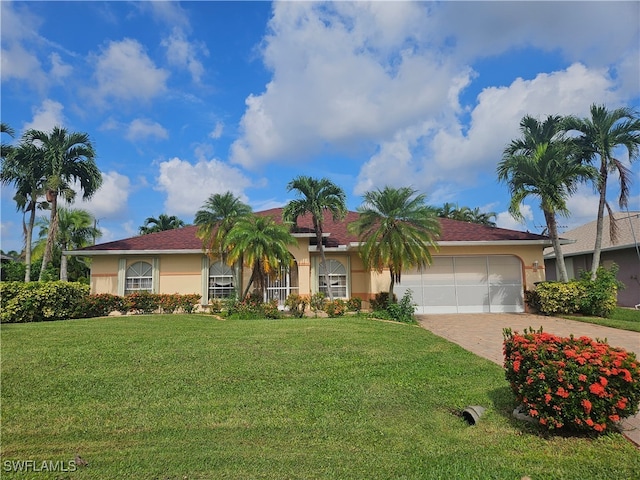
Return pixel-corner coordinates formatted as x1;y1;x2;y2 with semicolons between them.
417;313;640;448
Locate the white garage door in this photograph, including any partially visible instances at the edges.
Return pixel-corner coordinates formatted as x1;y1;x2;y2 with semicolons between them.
395;255;524;314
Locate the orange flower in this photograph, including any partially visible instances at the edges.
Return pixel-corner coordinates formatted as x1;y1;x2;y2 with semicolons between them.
581;399;592;415
589;382;606;397
578;374;587;382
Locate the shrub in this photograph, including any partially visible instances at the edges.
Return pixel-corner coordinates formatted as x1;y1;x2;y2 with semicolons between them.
346;297;362;313
324;299;346;318
226;294;281;319
503;327;640;434
176;293;202;314
370;292;397;311
125;291;160;314
83;293;126;317
525;265;622;318
1;281;90;323
284;293;308;318
309;292;326;317
207;299;223;314
385;290;416;323
578;266;622;318
531;281;585;315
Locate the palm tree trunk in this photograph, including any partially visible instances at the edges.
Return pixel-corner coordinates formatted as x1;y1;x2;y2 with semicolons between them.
24;202;36;282
59;244;68;281
590;166;608;280
388;267;395;302
544;210;569;282
39;193;58;281
317;231;334;301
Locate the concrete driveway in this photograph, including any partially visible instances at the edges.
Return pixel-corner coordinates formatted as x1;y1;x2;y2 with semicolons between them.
417;313;640;447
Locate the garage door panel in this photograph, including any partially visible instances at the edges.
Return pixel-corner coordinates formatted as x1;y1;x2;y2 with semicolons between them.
413;255;524;314
454;257;488;285
422;257;454;285
423;285;457;307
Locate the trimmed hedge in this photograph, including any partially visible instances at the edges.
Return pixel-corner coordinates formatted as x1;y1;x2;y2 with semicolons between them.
1;281;90;323
525;265;622;318
0;282;203;322
504;327;640;433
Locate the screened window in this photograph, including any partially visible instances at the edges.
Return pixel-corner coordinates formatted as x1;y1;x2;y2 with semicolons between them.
125;261;153;294
319;259;347;298
209;261;235;299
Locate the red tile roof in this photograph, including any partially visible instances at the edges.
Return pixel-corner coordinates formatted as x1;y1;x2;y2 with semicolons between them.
78;207;549;253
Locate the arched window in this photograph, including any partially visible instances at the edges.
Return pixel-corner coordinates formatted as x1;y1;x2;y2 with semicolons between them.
209;261;235;299
125;261;153;294
319;259;347;298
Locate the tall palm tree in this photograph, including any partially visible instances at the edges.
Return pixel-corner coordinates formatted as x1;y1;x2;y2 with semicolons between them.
564;104;640;279
348;186;440;300
23;126;102;281
139;214;185;235
1;141;49;281
498;141;596;282
194;192;252;296
224;214;296;299
283;176;347;300
36;208;100;281
1;122;15;160
194;192;252;256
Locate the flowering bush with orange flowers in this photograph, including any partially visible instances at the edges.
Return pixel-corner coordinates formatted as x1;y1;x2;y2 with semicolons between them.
503;327;640;433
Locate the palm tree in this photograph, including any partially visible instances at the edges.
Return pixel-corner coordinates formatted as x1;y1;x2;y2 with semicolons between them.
36;208;100;281
23;126;102;281
1;122;15;160
224;214;296;299
283;176;347;300
1;141;49;281
498;140;596;282
139;214;185;235
194;192;252;297
194;192;252;256
564;104;640;279
436;203;496;226
348;186;440;300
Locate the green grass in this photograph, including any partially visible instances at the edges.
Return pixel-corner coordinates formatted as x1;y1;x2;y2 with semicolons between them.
563;307;640;332
2;316;639;479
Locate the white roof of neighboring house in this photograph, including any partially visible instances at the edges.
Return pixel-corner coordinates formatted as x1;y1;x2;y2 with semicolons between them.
544;211;640;258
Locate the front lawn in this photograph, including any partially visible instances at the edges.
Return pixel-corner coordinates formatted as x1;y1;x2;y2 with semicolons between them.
563;307;640;332
2;316;639;479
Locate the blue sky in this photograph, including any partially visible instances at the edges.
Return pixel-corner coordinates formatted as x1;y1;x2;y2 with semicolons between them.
1;1;639;253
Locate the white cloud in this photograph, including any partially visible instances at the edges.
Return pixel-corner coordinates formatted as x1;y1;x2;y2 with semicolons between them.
496;205;534;231
431;2;639;68
49;52;72;80
22;99;65;133
156;157;252;217
230;1;460;169
209;121;224;139
0;43;46;90
161;27;207;83
90;38;169;105
74;171;131;220
125;118;169;142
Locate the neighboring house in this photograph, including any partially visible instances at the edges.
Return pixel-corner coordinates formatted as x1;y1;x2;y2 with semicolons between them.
67;208;553;314
544;211;640;308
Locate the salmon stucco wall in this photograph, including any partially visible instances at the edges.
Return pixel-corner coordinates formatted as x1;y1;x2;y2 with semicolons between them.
89;256;119;295
158;255;202;295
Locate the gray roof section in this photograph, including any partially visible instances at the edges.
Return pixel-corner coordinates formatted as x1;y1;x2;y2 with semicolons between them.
544;211;640;258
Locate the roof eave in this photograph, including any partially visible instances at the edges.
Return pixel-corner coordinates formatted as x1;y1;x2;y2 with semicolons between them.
64;249;204;256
